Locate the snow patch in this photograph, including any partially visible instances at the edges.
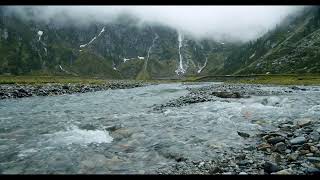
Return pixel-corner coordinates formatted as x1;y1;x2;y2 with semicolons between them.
138;56;145;60
123;58;130;63
37;30;43;41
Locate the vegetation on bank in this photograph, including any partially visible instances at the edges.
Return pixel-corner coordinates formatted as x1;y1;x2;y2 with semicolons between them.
1;74;320;86
184;74;320;86
234;75;320;86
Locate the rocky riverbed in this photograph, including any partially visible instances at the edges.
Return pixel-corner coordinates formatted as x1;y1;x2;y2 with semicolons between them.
0;82;319;174
153;83;306;111
154;84;320;175
0;80;145;99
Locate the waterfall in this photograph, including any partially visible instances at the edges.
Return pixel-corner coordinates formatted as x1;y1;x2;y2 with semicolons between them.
145;33;159;70
175;31;186;75
80;26;105;48
197;57;208;74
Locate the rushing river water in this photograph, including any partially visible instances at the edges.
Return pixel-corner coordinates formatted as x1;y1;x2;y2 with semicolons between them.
0;82;320;174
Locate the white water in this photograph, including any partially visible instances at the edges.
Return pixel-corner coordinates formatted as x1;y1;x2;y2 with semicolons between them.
44;126;113;146
80;26;105;48
197;58;208;74
1;83;320;174
175;32;186;75
43;47;47;55
146;34;159;62
249;53;256;59
112;62;117;70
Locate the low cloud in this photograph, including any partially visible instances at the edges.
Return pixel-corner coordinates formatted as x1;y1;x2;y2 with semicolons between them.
3;6;305;42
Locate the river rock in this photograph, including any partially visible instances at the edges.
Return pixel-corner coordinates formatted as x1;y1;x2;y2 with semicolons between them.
264;161;281;173
267;136;285;145
111;128;133;140
285;149;291;154
257;143;272;151
300;150;310;155
305;167;320;174
296;118;312;127
310;146;318;153
290;136;306;145
237;131;250;138
211;92;242;98
274;142;286;153
105;124;123;132
307;157;320;163
287;153;299;161
271;168;294;175
310;132;320;141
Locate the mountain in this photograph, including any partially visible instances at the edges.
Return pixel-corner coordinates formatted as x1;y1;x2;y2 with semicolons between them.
0;6;319;80
0;7;238;80
223;6;320;75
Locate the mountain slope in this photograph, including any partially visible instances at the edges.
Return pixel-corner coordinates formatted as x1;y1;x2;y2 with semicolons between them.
0;6;319;79
224;6;320;75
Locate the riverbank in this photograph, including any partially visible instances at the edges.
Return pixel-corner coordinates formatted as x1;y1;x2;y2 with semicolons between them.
187;74;320;86
0;80;145;99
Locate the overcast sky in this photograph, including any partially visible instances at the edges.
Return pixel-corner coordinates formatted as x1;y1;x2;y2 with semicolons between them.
5;6;305;42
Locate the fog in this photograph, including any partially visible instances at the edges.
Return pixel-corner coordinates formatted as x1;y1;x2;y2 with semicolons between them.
3;6;305;42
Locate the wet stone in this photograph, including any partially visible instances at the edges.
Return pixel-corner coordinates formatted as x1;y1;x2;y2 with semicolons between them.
257;143;272;151
296;118;312;127
237;131;250;138
290;136;306;145
307;157;320;163
271;168;294;175
274;142;286;153
267;136;285;144
264;161;281;174
310;146;318;153
287;153;299;161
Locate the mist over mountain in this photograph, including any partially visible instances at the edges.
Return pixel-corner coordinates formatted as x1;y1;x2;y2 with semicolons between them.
3;6;304;42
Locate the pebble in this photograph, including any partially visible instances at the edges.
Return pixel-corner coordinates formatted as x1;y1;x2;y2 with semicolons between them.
264;162;281;173
287;153;299;161
274;142;286;153
271;168;293;175
307;157;320;163
296;118;312;127
257;143;272;151
290;136;306;145
237;131;250;138
267;136;285;145
285;149;291;154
